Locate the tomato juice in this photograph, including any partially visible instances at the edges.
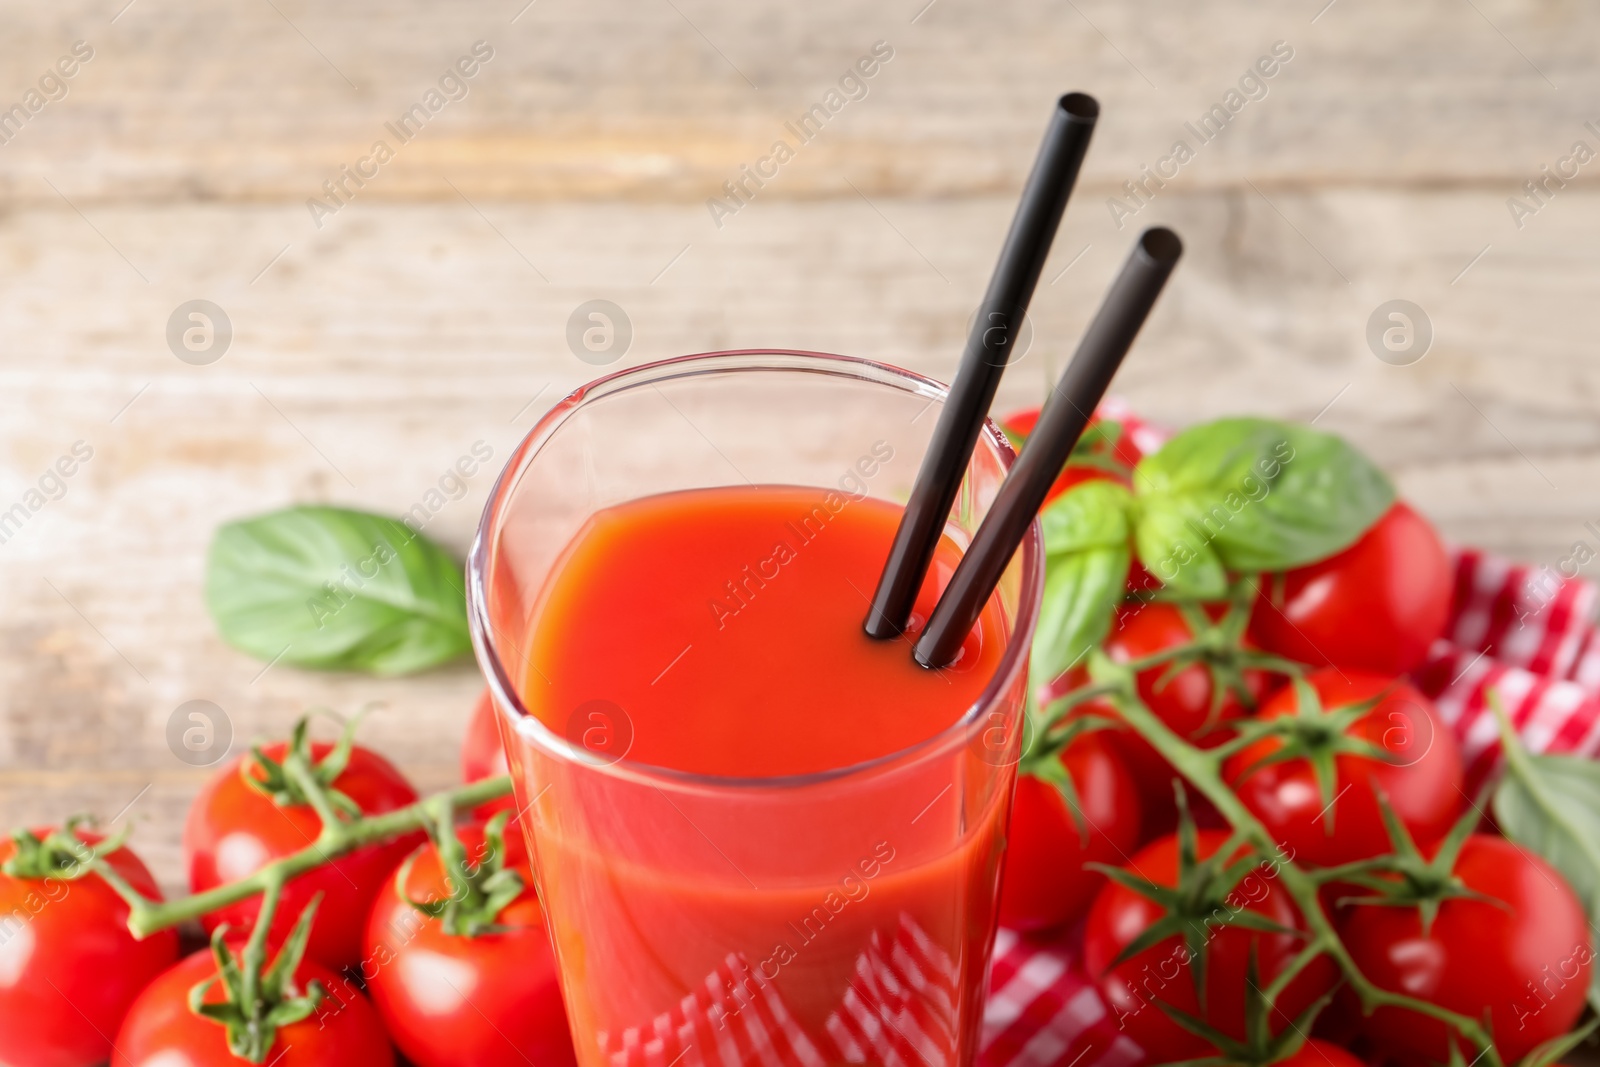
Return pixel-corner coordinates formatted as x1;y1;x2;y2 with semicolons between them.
509;484;1020;1066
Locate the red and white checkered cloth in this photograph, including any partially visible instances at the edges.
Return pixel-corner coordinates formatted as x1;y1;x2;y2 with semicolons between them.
981;543;1600;1067
599;916;965;1067
1414;547;1600;790
982;928;1144;1067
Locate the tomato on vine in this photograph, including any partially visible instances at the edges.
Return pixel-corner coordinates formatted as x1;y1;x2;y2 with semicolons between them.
0;823;180;1067
1249;502;1451;676
999;727;1142;932
185;715;423;971
1338;825;1591;1066
363;813;575;1067
1083;821;1337;1063
1223;671;1464;868
113;892;393;1066
1101;599;1275;836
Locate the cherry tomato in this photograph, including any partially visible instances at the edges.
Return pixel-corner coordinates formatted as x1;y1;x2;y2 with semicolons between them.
364;822;575;1067
1124;560;1162;595
1102;602;1272;836
1340;834;1591;1066
0;828;180;1067
1223;671;1464;868
112;941;394;1066
462;687;517;823
999;732;1142;932
185;739;422;971
1000;408;1140;503
1249;502;1451;676
1084;829;1337;1063
1000;407;1042;439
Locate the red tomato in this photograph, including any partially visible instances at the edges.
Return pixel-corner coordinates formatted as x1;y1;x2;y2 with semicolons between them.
1249;502;1451;676
112;941;394;1066
1000;406;1044;442
462;686;517;823
185;740;423;971
1084;830;1337;1063
1342;835;1590;1065
364;823;576;1067
1124;560;1162;595
1103;602;1273;835
1000;408;1140;503
1223;671;1463;868
999;732;1142;932
1275;1039;1366;1067
0;828;180;1067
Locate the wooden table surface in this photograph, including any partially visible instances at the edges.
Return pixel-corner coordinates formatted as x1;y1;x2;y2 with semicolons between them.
3;0;1599;891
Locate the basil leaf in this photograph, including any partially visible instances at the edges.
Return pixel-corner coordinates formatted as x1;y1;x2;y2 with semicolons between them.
1132;506;1228;598
1133;417;1394;574
1031;481;1132;683
1041;479;1131;554
1492;700;1600;1010
206;506;471;676
1033;546;1130;683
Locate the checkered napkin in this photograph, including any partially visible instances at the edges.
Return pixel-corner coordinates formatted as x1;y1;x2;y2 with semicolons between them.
978;544;1600;1067
980;928;1143;1067
1413;546;1600;789
597;915;964;1067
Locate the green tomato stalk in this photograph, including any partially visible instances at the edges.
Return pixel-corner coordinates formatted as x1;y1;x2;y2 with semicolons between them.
398;807;526;938
190;878;325;1063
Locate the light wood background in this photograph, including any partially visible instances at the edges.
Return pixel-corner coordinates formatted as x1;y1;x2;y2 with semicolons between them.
2;0;1598;892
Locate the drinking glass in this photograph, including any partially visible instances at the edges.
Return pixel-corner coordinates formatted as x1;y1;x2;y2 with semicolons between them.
468;350;1043;1067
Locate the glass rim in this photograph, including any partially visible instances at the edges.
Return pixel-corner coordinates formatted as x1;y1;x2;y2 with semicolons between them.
466;349;1045;794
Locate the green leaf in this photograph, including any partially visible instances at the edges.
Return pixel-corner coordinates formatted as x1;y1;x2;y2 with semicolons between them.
1033;547;1130;682
1491;695;1600;1011
1132;506;1228;597
1133;417;1394;574
1040;479;1132;555
206;506;471;676
1031;481;1132;682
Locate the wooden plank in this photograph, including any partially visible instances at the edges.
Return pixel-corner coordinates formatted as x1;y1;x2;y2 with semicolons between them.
0;0;1595;204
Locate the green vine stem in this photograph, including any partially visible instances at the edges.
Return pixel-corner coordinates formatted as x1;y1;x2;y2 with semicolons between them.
85;775;514;940
237;874;285;1019
1089;654;1506;1067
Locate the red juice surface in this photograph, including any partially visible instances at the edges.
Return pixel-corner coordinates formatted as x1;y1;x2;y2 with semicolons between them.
524;484;1005;777
513;485;1020;1067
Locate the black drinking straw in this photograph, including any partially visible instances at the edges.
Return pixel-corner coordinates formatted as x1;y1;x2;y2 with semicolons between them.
864;92;1100;640
912;227;1184;670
